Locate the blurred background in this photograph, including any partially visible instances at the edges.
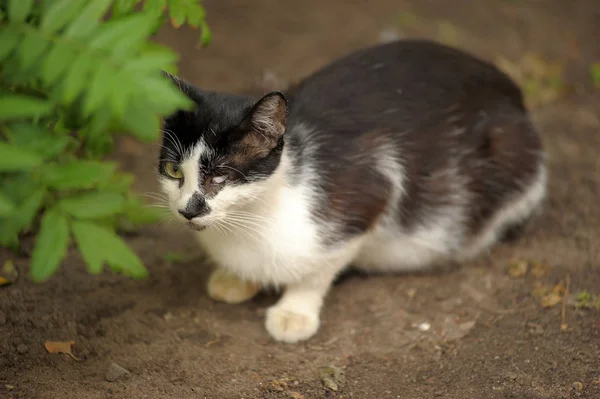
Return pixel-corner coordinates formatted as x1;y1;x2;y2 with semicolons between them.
2;1;600;398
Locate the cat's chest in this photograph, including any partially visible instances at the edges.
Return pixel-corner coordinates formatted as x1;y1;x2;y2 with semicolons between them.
196;187;322;284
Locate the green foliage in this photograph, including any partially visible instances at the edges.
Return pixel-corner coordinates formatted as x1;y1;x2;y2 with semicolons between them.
0;0;210;282
591;63;600;89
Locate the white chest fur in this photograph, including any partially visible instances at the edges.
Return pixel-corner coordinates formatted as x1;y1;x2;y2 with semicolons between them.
195;183;323;286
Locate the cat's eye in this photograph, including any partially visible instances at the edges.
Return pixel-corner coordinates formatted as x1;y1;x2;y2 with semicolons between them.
211;175;229;184
165;162;183;179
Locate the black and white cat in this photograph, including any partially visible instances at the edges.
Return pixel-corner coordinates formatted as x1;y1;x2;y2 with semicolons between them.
158;39;546;343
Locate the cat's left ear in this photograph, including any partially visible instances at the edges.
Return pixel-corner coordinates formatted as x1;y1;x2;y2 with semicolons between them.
248;91;288;142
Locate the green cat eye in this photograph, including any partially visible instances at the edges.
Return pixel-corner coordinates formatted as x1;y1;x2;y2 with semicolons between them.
165;162;183;179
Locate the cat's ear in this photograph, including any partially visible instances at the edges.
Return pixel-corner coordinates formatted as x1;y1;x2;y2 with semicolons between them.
162;70;199;98
248;91;288;141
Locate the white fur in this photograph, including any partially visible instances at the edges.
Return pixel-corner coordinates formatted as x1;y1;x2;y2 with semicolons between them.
160;131;546;343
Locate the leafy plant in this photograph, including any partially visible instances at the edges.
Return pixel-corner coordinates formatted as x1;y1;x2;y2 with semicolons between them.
591;63;600;89
0;0;209;282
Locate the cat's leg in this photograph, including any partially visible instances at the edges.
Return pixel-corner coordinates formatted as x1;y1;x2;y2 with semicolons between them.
265;244;361;343
207;268;261;304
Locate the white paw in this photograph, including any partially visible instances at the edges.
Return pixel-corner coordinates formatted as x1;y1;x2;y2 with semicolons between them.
265;305;320;343
206;268;260;304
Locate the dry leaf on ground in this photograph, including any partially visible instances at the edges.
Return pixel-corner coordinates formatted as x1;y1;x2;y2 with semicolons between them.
0;260;19;286
530;262;550;278
44;340;79;360
507;260;529;278
539;283;566;308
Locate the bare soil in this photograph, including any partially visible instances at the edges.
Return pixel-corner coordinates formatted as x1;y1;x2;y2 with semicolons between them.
2;1;600;398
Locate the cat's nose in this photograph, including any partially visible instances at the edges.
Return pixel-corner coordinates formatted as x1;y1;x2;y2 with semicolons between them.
178;209;202;220
178;193;209;220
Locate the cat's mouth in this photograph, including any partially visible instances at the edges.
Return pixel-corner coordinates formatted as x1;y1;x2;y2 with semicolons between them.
187;221;207;231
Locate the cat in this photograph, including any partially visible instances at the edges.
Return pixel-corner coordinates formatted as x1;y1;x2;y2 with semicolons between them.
158;39;547;344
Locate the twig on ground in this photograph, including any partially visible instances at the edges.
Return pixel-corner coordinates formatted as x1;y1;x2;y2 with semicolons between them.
561;274;571;331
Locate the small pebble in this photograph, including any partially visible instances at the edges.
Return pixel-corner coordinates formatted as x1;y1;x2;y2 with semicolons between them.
105;362;131;382
418;322;431;331
16;344;28;354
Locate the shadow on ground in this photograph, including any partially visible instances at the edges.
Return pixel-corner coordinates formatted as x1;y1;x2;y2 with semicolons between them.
1;1;599;398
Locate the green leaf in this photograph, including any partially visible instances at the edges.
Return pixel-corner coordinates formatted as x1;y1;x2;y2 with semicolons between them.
9;123;70;159
143;0;167;17
0;192;16;216
8;0;34;22
168;0;186;27
58;192;126;219
141;74;194;114
591;63;600;88
106;13;156;57
0;174;45;248
18;33;50;68
0;141;44;171
89;13;153;52
108;72;131;120
61;51;92;104
71;220;148;278
82;66;112;116
198;20;212;46
83;125;115;158
13;188;45;230
40;160;116;189
0;188;46;246
123;197;164;225
87;105;114;137
123;98;161;141
98;171;134;193
0;27;22;61
112;0;139;17
41;41;74;84
186;1;206;26
30;208;70;283
0;94;53;120
64;0;113;39
71;220;104;274
123;47;178;72
41;0;88;33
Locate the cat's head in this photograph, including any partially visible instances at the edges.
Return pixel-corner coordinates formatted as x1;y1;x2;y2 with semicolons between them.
158;72;288;231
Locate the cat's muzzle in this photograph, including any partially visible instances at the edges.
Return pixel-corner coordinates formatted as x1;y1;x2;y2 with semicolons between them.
187;221;207;231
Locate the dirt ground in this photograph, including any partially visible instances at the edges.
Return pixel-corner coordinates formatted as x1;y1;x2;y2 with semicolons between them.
1;0;600;398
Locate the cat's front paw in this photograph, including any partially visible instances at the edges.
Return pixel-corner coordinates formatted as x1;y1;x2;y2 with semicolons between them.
207;268;260;304
265;305;319;343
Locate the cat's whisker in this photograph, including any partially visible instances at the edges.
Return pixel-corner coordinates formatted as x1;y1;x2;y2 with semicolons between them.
162;129;185;156
141;192;170;201
219;165;248;179
226;210;271;222
222;218;268;241
224;215;267;229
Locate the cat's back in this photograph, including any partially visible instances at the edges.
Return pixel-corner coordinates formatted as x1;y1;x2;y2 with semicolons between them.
286;39;525;134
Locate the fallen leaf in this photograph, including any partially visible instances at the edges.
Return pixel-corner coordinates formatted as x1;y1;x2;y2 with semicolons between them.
507;260;529;278
44;340;79;360
441;317;476;341
539;282;566;308
320;366;345;392
541;292;562;308
269;379;288;392
530;262;550;278
532;282;551;298
0;260;19;286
